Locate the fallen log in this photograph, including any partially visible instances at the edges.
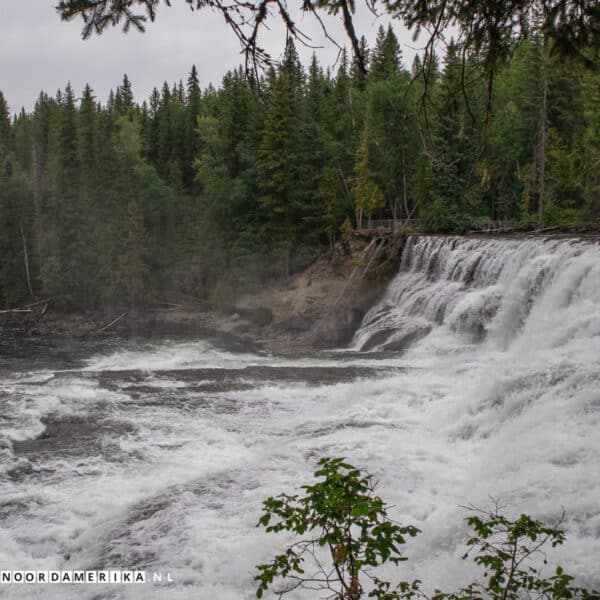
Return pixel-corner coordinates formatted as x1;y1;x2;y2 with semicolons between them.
92;312;127;335
335;237;379;306
20;298;53;309
362;238;388;277
532;226;561;234
0;298;52;314
467;227;520;234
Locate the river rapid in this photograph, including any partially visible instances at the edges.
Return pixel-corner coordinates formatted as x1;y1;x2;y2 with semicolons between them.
1;235;599;599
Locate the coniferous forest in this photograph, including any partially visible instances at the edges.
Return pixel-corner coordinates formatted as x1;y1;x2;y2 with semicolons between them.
1;27;599;311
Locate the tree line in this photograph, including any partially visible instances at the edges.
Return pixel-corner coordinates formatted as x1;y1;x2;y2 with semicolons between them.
0;26;598;310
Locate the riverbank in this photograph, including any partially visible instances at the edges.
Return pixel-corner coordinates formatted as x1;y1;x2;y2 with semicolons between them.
5;229;598;354
0;231;406;355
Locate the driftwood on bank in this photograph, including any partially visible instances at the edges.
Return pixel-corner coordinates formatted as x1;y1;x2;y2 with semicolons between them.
532;226;560;234
334;237;383;306
362;237;388;277
147;302;181;312
20;298;53;309
92;312;127;335
0;298;52;314
467;224;562;235
335;237;377;306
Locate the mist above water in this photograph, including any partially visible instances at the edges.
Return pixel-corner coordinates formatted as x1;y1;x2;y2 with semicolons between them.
1;235;599;599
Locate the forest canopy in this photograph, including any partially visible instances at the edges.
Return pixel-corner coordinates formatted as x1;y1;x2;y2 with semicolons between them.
0;5;598;311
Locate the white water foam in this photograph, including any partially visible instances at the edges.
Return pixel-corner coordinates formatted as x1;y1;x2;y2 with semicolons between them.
1;235;599;599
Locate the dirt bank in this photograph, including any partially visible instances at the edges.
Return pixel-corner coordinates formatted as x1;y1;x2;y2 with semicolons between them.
0;231;406;355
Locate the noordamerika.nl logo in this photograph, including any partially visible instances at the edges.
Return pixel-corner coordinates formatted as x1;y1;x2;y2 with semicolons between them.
1;571;174;584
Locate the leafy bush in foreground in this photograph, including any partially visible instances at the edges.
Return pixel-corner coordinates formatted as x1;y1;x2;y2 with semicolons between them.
256;458;599;600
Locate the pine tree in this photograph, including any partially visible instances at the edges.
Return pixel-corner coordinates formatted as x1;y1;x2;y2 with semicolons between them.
425;40;483;227
79;84;98;172
329;48;359;184
0;92;12;150
370;25;402;81
54;82;88;304
145;86;161;165
157;82;173;178
187;64;200;99
581;69;600;216
115;73;135;116
353;123;384;228
257;38;306;277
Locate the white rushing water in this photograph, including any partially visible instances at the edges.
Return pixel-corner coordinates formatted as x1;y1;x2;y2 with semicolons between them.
1;235;599;599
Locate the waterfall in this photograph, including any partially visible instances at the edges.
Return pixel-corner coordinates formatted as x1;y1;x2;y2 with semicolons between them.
353;235;600;354
2;234;599;598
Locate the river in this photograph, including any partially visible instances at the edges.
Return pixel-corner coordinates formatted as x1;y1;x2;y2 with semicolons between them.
1;235;599;599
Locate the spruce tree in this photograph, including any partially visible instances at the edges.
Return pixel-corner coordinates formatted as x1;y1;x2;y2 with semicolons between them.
115;73;135;116
257;38;306;277
370;25;402;81
0;92;12;150
157;82;173;178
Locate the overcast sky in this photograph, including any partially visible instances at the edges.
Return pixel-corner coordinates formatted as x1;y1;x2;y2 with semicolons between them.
1;0;418;114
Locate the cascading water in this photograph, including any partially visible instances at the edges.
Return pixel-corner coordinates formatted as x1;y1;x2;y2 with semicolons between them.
1;235;599;599
354;235;600;353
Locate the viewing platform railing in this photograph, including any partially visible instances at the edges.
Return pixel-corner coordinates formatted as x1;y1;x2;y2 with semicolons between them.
361;218;516;233
366;219;423;231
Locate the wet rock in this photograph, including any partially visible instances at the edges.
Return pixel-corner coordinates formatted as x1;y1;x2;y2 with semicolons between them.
12;414;134;459
6;459;37;481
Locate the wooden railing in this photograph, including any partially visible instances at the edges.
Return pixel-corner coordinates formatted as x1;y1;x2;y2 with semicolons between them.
469;218;516;231
366;219;423;231
361;218;516;233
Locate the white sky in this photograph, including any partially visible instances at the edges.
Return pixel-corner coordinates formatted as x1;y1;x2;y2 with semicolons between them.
0;0;420;114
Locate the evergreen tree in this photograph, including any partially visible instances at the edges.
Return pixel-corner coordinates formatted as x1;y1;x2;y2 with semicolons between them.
157;82;173;178
79;84;98;172
353;123;384;228
424;41;484;228
115;73;135;116
0;92;12;150
187;65;200;98
370;25;402;81
257;38;307;277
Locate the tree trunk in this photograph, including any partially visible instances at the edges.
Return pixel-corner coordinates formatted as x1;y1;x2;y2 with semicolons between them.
400;147;410;223
538;62;548;223
32;138;43;266
356;208;363;230
284;246;290;280
402;164;409;222
20;223;34;300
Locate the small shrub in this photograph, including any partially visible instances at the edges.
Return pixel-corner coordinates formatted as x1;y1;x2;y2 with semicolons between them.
256;458;600;600
255;457;420;599
434;505;599;600
341;216;355;236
